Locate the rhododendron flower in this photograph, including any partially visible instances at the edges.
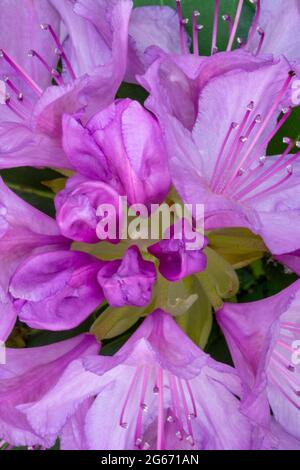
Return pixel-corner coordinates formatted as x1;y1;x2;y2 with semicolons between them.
9;243;158;330
217;280;300;440
247;0;300;64
97;246;156;308
173;0;300;63
19;310;253;450
0;0;181;170
143;55;300;255
0;0;133;170
0;334;99;449
0;177;69;340
57;98;170;243
148;221;208;282
1;0;300;453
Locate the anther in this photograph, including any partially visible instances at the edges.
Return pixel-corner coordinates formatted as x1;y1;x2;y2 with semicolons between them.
0;49;43;96
259;156;266;165
40;23;76;80
28;49;64;86
192;10;201;55
255;26;265;55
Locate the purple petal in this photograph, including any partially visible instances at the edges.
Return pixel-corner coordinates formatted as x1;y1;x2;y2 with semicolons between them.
275;250;300;275
0;178;68;338
88;99;170;205
148;221;207;282
55;176;123;243
249;0;300;63
140;49;276;131
0;122;72;170
10;250;105;330
0;334;99;447
126;5;181;83
97;246;156;308
20;359;103;440
217;280;300;433
0;0;60;89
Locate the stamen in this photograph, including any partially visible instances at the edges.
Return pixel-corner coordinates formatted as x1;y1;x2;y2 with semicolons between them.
255;27;265;55
216;101;255;193
222;14;233;37
211;122;239;190
224;72;295;189
3;94;27;120
28;50;64;86
156;368;165;451
176;1;189;54
192;11;201;56
237;108;292;188
0;49;43;96
241;167;293;203
40;24;76;81
185;380;197;419
277;339;295;353
240;149;299;202
119;368;141;429
3;76;23;101
226;0;244;51
177;378;195;446
237;37;244;48
281;322;300;333
233;138;294;200
211;0;220;55
168;373;184;440
246;0;261;48
134;366;151;448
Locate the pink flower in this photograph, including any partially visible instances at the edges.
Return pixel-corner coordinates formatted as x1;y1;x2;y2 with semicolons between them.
0;334;99;448
20;310;253;450
0;177;69;340
0;0;182;171
217;280;300;440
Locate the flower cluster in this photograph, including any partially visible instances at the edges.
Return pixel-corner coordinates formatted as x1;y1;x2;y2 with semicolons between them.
0;0;300;451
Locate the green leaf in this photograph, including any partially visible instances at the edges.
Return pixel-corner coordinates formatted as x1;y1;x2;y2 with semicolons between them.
208;227;267;269
268;107;300;156
90;305;143;340
0;167;61;217
176;276;212;349
197;247;240;310
42;177;67;194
